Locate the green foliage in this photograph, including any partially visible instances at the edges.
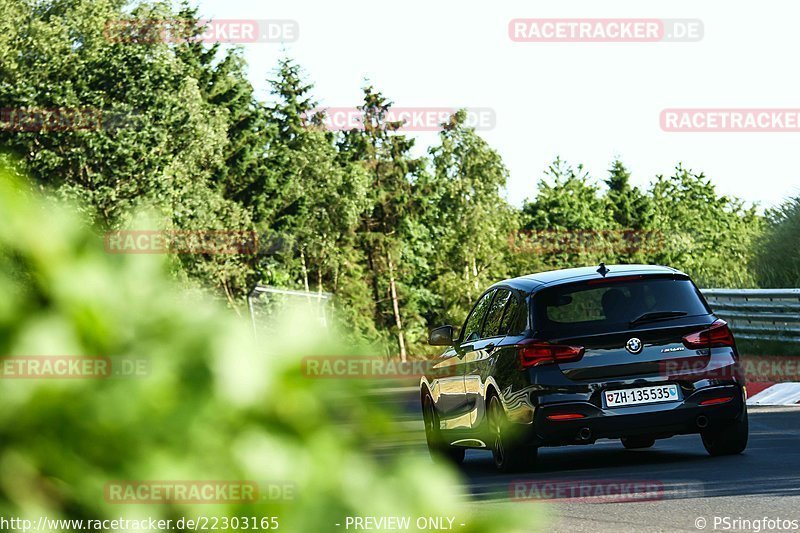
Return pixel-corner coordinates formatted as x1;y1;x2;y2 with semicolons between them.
257;59;370;295
0;0;782;360
0;0;256;300
648;164;761;288
604;159;652;230
512;159;761;289
337;86;428;357
421;109;514;328
522;157;610;232
753;195;800;287
516;158;613;271
0;165;535;531
0;0;791;527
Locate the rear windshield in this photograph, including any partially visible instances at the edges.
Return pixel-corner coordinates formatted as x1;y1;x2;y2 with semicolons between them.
532;276;710;338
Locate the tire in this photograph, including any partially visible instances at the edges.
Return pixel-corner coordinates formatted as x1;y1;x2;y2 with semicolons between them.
701;407;749;456
487;394;537;473
422;392;466;465
621;436;656;449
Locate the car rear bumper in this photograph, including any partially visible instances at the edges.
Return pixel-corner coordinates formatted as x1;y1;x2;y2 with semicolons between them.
529;384;745;446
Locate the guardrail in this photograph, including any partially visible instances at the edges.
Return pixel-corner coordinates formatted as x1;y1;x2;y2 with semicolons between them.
701;289;800;342
247;285;332;339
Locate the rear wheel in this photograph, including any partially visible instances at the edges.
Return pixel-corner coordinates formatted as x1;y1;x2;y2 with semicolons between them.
422;392;465;465
487;395;537;473
621;436;656;449
701;408;749;456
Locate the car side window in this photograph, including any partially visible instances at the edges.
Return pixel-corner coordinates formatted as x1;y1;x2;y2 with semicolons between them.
461;290;495;343
500;293;527;335
482;289;512;338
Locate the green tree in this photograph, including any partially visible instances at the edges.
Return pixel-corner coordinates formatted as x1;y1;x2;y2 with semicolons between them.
338;86;427;360
603;159;655;263
605;159;652;230
522;157;609;230
421;109;514;325
517;158;613;269
648;164;761;287
0;0;256;301
753;195;800;287
173;16;272;212
253;59;375;338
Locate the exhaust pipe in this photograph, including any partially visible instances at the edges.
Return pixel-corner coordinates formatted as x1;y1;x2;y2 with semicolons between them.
696;415;709;429
577;427;592;441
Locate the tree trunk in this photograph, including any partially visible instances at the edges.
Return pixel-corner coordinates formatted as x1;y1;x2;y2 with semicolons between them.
464;262;472;301
299;249;315;310
219;275;242;317
299;248;310;293
333;263;339;292
366;242;382;322
472;256;479;294
387;253;407;362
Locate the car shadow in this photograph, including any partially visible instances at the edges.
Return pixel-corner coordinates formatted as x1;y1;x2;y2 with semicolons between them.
456;408;800;502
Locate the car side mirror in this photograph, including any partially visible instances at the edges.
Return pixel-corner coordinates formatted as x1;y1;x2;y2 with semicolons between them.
429;325;456;346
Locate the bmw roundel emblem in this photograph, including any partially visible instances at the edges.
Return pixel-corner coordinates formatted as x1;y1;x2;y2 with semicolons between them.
626;337;643;354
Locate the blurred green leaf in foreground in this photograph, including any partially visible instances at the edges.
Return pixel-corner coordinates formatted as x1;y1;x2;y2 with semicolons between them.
0;165;537;531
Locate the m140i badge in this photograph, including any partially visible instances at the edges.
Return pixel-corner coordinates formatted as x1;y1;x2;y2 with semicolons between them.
661;346;686;353
626;337;643;354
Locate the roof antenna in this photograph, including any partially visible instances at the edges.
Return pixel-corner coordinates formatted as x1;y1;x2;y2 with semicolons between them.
597;262;610;277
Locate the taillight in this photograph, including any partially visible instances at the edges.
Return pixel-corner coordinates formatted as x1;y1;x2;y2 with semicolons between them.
518;339;585;368
682;320;735;349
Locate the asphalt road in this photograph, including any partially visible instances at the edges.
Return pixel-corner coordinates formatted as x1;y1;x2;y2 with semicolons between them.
448;406;800;532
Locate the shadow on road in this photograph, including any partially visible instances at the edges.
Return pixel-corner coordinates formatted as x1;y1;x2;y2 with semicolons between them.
446;407;800;503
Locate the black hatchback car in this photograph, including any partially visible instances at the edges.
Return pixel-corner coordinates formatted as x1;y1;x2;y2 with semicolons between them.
420;264;748;472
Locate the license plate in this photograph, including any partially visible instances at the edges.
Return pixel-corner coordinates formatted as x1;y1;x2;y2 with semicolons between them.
604;385;679;408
